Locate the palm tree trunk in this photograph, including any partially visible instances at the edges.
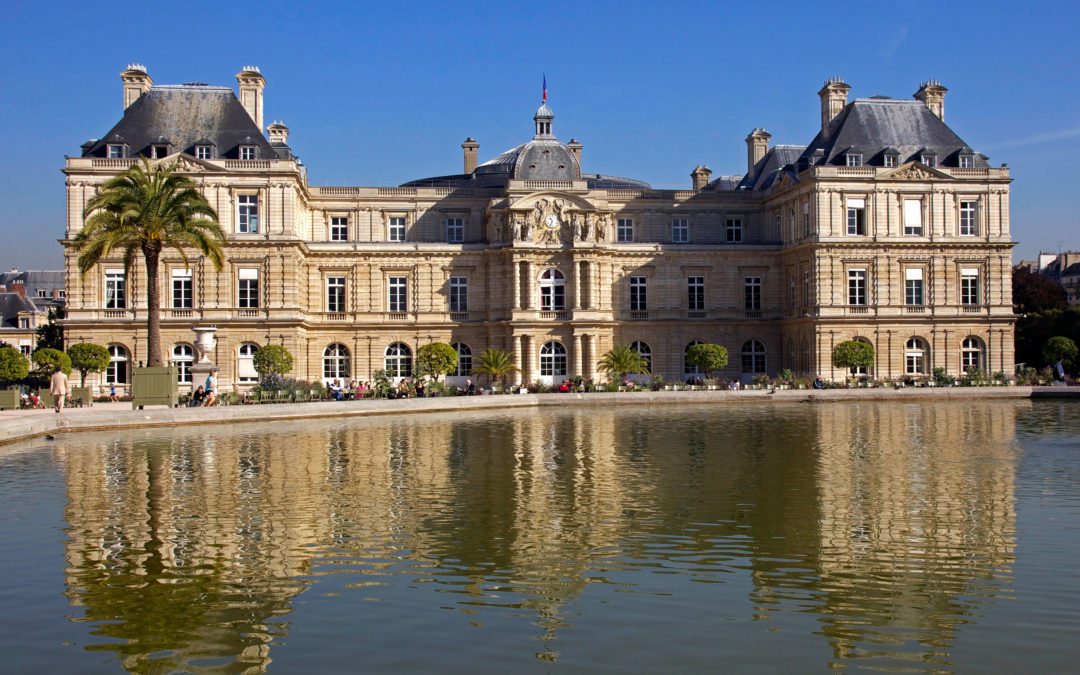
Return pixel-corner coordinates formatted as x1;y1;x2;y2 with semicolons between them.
143;243;163;367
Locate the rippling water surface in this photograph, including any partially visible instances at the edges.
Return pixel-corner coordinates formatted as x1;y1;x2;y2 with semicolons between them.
1;400;1079;673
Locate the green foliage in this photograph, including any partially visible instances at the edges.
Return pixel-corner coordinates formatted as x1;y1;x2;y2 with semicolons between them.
932;367;955;387
372;369;393;398
75;157;224;367
35;306;65;351
471;347;519;386
832;340;875;374
1043;335;1078;369
252;345;294;380
685;343;728;378
778;368;797;385
415;342;458;382
1014;305;1080;369
596;344;649;380
67;342;110;386
32;348;72;375
1013;265;1067;314
0;346;29;386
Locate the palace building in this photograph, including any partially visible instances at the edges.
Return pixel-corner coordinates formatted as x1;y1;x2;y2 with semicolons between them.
61;65;1015;391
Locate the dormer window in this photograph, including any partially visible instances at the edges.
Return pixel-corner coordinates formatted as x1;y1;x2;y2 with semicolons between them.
239;145;257;160
846;153;863;167
195;145;213;160
151;144;169;159
883;154;897;168
958;154;974;168
921;153;936;167
107;144;125;158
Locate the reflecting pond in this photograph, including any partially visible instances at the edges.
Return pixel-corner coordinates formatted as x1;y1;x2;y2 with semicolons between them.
1;399;1079;673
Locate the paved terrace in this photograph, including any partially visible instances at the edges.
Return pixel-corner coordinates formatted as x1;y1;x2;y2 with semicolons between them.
2;386;1078;446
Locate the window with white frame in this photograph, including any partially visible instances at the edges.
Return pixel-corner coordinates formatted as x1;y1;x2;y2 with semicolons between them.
962;336;984;372
107;144;124;158
18;317;29;329
539;268;565;311
36;289;47;298
631;341;651;374
105;270;126;309
238;268;259;308
449;276;467;312
327;276;346;313
323;343;351;380
238;194;258;233
384;343;412;378
959;200;978;236
451;343;472;376
446;217;464;243
239;145;257;160
741;340;767;374
388;276;407;312
173;344;194;383
905;337;927;375
726;218;743;243
921;154;936;167
744;276;762;311
846;199;866;235
195;145;212;160
883;154;897;168
617;218;633;242
540;341;567;376
903;199;924;236
107;345;129;384
171;268;193;309
959;154;974;168
846;153;862;167
58;290;66;299
848;268;867;305
388;216;406;242
151;144;169;159
960;268;980;305
238;343;259;383
905;268;924;305
671;218;689;243
330;217;348;242
630;276;647;311
18;341;31;356
687;276;704;311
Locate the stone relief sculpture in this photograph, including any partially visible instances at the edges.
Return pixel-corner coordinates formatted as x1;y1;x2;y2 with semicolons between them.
596;212;610;242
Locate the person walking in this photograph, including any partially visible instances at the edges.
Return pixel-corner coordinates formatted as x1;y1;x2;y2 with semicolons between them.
204;369;217;406
50;367;70;413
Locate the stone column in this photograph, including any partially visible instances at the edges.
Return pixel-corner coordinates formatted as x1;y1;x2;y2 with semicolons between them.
512;259;521;310
573;333;583;377
526;261;535;310
573;258;582;310
513;334;524;386
584;334;595;379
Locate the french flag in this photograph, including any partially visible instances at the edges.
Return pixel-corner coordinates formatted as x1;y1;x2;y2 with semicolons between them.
543;74;547;103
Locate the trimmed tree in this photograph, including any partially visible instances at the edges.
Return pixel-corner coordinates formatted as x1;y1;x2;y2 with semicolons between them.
415;342;458;382
67;343;110;387
252;345;294;383
0;346;29;388
1043;336;1078;369
597;344;649;381
75;157;224;367
832;340;875;377
471;347;519;388
36;307;65;351
686;343;728;379
32;348;72;376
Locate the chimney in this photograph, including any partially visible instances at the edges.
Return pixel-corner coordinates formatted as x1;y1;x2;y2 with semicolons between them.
914;80;947;121
461;137;479;173
691;165;713;191
236;66;266;133
818;77;851;137
567;138;583;167
745;128;771;174
267;120;290;145
11;281;25;299
120;63;152;110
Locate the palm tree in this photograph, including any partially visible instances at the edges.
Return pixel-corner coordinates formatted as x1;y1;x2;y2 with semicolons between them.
76;158;225;367
471;347;519;388
597;343;649;381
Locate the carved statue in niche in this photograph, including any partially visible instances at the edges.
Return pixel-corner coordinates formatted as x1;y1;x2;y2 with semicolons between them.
485;211;506;242
596;212;610;242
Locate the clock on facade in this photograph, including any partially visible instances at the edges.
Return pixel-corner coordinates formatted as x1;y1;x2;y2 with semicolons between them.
544;213;559;229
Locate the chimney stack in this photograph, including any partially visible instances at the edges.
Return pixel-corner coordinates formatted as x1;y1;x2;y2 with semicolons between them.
267;120;290;145
914;80;947;121
120;63;152;110
745;128;771;174
461;137;479;173
11;281;25;299
818;77;851;137
691;165;713;191
567;138;583;167
236;66;266;133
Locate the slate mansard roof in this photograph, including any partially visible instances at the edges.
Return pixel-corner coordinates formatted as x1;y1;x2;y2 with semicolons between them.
81;85;279;160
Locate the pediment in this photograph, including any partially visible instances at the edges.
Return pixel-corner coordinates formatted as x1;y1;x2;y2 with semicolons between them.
880;161;951;181
511;191;594;212
152;152;217;173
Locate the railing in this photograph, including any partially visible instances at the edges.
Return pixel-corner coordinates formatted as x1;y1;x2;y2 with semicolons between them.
377;187;417;196
847;306;870;314
951;168;989;178
224;160;272;170
961;305;983;313
904;305;926;314
744;310;762;319
315;186;361;195
836;166;876;176
523;180;574;190
168;309;194;319
387;312;408;320
90;158;137;168
237;309;262;318
687;310;706;319
540;311;569;320
630;311;649;320
433;188;473;196
103;309;129;319
449;312;469;321
325;312;347;321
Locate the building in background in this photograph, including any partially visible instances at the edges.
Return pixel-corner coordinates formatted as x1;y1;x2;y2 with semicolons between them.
61;66;1015;393
0;268;65;356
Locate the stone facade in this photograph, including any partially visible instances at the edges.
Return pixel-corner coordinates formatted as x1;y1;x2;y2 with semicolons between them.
61;67;1015;392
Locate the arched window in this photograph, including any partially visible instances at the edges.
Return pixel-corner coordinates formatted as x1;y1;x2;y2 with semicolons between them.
961;336;984;373
630;341;652;374
172;344;194;383
852;337;873;376
238;343;259;383
451;343;472;377
741;340;767;374
540;341;567;376
905;337;928;375
684;340;703;375
384;343;412;378
539;268;566;311
106;345;129;384
323;343;351;380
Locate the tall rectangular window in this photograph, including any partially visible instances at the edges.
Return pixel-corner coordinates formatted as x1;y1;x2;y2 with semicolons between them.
921;154;936;167
671;218;689;243
449;276;467;312
883;154;897;168
846;199;866;235
327;276;346;312
239;146;256;160
630;276;647;311
238;268;259;308
195;145;212;160
107;144;124;158
961;268;980;305
388;217;405;242
18;317;29;329
446;217;464;243
905;268;924;305
903;199;923;236
789;275;796;308
687;276;704;311
846;153;862;167
744;276;762;311
803;270;810;306
848;269;867;305
959;200;977;236
726;218;743;243
388;276;407;312
105;270;126;309
803;202;810;237
617;218;633;242
171;269;192;308
330;217;348;242
959;155;974;168
238;194;258;233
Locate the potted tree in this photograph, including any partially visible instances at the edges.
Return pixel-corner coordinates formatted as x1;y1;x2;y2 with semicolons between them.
415;342;459;395
0;346;29;410
67;342;109;406
832;340;874;386
471;347;519;393
686;344;729;385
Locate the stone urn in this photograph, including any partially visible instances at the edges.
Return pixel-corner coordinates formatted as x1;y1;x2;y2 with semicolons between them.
192;326;217;364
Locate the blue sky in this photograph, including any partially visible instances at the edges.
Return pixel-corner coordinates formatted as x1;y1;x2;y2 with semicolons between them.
1;0;1077;270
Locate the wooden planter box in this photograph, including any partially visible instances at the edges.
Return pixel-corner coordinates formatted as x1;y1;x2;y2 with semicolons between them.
0;389;21;410
131;367;179;409
71;386;92;407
